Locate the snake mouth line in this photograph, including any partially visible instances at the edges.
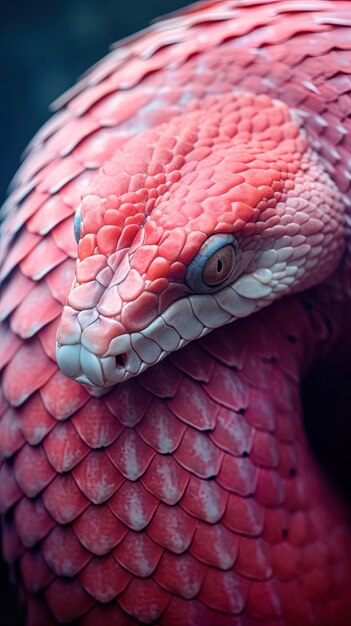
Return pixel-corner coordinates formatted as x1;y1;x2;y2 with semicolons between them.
56;283;256;387
57;268;279;388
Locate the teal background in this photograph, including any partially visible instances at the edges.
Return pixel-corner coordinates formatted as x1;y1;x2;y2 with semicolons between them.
1;0;189;202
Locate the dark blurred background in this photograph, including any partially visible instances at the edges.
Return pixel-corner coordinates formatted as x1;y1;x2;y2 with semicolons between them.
0;2;189;622
1;0;190;203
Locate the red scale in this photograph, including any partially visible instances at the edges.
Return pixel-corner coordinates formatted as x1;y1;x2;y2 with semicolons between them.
1;1;351;625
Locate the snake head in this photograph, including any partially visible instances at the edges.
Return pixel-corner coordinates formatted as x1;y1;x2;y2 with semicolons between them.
56;93;345;387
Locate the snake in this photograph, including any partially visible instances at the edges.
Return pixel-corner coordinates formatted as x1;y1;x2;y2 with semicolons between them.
1;1;351;625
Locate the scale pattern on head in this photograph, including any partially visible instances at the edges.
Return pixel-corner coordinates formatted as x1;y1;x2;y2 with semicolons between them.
56;92;344;387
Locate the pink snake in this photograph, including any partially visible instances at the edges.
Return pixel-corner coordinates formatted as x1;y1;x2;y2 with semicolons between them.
1;1;351;625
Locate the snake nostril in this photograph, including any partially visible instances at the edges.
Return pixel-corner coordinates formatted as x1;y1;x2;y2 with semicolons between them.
115;353;126;368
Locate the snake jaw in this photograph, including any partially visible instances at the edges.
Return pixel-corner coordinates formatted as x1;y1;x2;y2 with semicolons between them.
54;247;287;387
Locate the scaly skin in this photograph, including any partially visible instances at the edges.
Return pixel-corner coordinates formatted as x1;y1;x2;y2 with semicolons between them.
1;2;351;625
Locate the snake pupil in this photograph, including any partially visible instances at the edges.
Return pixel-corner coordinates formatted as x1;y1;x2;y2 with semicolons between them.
202;244;235;287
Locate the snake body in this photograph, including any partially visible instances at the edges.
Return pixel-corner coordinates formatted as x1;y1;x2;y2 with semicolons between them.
1;1;351;625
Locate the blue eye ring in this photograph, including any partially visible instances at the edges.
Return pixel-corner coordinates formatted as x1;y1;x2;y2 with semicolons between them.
74;204;82;243
186;233;238;294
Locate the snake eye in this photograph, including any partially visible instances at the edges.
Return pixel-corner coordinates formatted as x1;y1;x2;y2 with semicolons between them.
202;244;235;286
74;205;82;243
186;234;238;294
